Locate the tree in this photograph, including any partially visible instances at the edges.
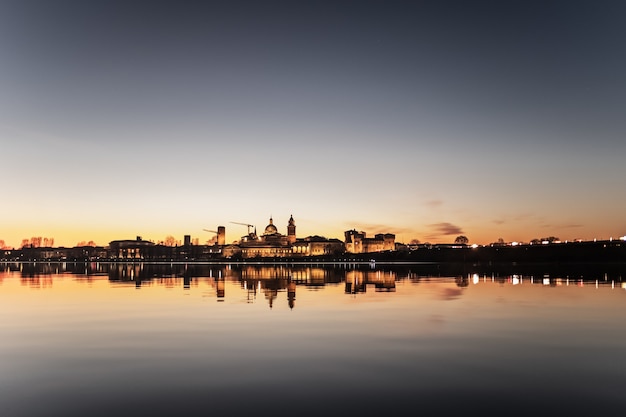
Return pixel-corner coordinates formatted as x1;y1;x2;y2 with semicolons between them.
531;236;560;244
454;235;469;244
76;240;97;247
164;235;177;246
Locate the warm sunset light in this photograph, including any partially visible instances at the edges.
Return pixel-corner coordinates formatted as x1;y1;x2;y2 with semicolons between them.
2;3;625;415
1;2;625;249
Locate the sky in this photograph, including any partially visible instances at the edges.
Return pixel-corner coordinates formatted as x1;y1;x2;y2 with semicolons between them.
1;0;625;248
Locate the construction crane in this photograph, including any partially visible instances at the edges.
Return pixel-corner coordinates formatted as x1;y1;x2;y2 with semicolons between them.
202;229;219;245
230;222;255;235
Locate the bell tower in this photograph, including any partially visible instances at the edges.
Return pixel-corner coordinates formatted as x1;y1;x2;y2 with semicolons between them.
287;215;296;244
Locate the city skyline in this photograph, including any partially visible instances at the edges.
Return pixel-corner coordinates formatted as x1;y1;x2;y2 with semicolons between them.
2;1;625;248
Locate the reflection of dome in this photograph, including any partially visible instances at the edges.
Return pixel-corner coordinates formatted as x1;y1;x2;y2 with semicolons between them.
264;217;278;235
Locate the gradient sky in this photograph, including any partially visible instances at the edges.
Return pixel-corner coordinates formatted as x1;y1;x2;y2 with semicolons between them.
1;0;625;247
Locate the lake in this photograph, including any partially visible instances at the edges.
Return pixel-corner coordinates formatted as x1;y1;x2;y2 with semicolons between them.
1;262;625;416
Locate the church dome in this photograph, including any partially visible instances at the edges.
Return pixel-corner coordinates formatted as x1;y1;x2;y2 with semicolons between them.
264;217;278;235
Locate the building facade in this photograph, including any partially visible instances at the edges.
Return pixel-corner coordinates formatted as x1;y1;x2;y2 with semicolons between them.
344;230;395;253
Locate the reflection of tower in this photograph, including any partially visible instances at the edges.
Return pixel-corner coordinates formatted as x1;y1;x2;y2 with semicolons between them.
211;268;225;300
287;215;296;244
345;270;367;294
216;280;225;300
217;226;226;246
287;279;296;309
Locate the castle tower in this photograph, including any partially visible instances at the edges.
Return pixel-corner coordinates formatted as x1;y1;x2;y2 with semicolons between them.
287;214;296;244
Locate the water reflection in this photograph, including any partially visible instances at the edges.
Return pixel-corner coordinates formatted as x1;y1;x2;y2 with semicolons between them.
2;261;626;416
2;261;625;306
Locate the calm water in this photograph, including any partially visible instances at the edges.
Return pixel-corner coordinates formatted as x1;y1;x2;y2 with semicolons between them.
1;262;626;416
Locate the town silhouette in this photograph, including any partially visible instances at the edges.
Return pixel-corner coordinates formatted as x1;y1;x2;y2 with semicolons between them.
2;215;625;264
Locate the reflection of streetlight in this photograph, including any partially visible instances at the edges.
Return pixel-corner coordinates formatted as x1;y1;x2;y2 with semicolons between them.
472;274;479;285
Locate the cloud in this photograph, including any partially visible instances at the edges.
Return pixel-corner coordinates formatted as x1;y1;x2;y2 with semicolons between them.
343;222;413;235
428;222;464;235
424;199;443;209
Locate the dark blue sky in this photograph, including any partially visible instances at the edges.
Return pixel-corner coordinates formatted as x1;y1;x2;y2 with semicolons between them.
2;0;625;246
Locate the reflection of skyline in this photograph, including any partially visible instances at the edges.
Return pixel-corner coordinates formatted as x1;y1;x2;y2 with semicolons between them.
3;262;625;309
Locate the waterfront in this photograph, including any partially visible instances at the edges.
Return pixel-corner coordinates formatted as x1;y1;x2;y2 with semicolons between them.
2;262;626;416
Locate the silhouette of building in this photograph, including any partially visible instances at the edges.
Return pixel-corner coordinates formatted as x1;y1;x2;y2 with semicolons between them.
108;236;156;260
223;215;344;259
292;235;345;256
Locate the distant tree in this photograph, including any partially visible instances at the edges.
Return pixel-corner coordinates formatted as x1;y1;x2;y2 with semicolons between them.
164;235;177;246
0;239;7;250
542;236;560;243
30;237;42;248
409;239;421;245
454;235;469;244
76;240;97;247
530;238;541;245
21;239;30;248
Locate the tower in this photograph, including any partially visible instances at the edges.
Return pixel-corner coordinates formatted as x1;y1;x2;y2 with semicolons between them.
217;226;226;246
287;214;296;244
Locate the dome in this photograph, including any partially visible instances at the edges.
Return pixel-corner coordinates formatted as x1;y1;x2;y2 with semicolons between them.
263;217;278;235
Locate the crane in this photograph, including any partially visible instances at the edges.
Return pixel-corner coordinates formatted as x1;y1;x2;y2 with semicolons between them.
202;229;219;245
230;222;255;235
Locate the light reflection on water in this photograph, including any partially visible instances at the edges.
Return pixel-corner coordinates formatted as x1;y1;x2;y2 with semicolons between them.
1;262;626;416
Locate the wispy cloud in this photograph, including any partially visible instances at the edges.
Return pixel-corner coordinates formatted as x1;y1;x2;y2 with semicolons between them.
429;222;464;235
424;222;465;241
343;222;413;235
424;199;443;209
